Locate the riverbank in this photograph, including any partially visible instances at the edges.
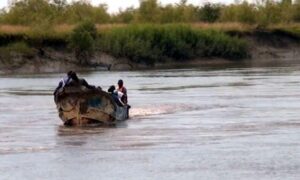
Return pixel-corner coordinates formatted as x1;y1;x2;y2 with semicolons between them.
0;23;299;74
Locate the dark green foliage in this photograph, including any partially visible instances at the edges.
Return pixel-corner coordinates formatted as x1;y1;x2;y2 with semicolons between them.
1;0;300;25
113;7;136;23
0;42;35;63
137;0;160;23
9;42;34;55
60;2;110;24
73;21;97;39
1;0;110;25
1;41;34;54
97;24;248;65
2;0;56;25
199;3;221;23
193;30;248;59
69;21;97;64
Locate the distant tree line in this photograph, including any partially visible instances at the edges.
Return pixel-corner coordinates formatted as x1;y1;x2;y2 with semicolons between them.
0;0;300;26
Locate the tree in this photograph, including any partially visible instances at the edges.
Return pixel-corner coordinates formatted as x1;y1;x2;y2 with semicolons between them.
199;3;221;23
138;0;160;23
52;0;67;7
3;0;55;25
281;0;292;5
114;7;136;23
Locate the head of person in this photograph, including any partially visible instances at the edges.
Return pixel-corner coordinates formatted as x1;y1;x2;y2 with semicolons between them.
108;85;116;93
70;71;79;82
118;79;123;88
67;71;73;77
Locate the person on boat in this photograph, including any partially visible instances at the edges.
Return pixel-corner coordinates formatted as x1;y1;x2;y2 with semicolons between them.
107;85;124;106
54;71;97;97
117;79;128;105
54;71;74;96
67;71;96;90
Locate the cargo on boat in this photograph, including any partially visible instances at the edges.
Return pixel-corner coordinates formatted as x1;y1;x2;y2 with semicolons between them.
54;86;129;126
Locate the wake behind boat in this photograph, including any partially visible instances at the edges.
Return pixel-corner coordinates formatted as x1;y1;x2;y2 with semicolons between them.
55;86;129;126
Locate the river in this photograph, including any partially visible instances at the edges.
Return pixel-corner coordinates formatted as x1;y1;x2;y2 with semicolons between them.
0;66;300;179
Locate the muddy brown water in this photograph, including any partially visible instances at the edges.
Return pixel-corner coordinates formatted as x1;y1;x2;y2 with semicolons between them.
0;66;300;179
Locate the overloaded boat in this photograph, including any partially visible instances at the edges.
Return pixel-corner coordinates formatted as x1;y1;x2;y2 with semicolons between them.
54;86;129;126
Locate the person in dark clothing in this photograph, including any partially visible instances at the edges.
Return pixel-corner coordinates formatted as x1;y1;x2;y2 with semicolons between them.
67;71;96;89
108;85;124;106
54;71;97;98
53;71;73;96
117;79;128;105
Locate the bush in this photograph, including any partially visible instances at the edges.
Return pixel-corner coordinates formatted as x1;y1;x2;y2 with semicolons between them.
137;0;160;23
199;3;221;23
1;0;56;25
69;21;97;64
0;41;35;59
6;41;34;54
72;21;97;39
112;7;136;23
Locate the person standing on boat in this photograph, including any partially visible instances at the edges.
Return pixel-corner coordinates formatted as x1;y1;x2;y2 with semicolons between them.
117;79;128;105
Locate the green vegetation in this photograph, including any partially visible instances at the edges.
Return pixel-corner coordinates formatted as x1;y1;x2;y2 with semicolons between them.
0;0;300;25
0;23;249;65
97;24;248;65
0;41;34;55
0;0;300;66
199;3;221;23
0;41;35;65
69;21;97;64
1;0;110;25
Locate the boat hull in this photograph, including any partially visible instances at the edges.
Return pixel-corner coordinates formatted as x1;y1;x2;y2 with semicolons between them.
55;87;129;126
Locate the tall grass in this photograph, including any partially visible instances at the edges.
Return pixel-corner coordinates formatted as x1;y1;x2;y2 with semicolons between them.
69;21;97;64
97;24;248;65
1;22;300;65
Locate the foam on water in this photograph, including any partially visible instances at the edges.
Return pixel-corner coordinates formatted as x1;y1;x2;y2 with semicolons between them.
130;103;197;117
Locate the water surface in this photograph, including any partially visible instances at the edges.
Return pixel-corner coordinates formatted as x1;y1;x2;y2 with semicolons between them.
0;66;300;179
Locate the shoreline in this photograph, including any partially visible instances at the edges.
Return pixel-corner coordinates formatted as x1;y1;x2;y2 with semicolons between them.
0;30;300;74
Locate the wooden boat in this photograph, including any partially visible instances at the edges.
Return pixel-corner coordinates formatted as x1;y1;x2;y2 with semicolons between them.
55;86;129;126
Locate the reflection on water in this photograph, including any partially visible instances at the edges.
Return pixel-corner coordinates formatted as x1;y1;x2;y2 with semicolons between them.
1;89;53;96
138;82;253;91
1;66;300;179
57;126;107;136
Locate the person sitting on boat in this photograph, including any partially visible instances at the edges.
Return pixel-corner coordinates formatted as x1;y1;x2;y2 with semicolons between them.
54;71;97;98
67;71;96;90
54;71;74;96
108;85;124;106
117;79;128;105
